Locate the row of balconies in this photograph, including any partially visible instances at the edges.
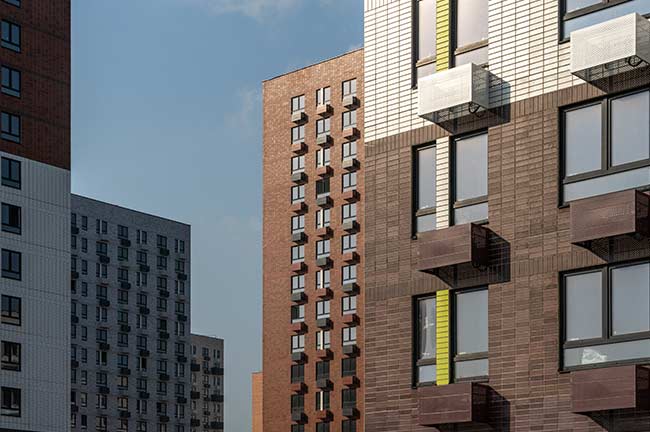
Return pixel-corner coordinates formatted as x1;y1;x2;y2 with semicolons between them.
291;405;359;424
189;418;224;430
291;95;360;124
291;344;359;365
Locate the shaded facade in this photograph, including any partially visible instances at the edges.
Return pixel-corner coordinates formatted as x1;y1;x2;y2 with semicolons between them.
0;1;71;430
262;49;364;432
190;333;224;431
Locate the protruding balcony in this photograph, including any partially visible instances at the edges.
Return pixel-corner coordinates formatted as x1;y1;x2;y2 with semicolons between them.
291;111;307;124
418;382;489;427
292;352;307;363
291;172;307;184
342;190;359;203
291;261;307;274
342;220;359;233
342;158;360;171
291;201;307;214
316;227;333;238
291;382;307;394
342;376;360;388
317;165;333;178
291;291;307;304
316;288;333;299
571;365;650;414
342;127;360;140
570;189;650;248
291;141;307;154
342;314;359;326
316;134;332;147
417;223;489;278
570;13;650;88
317;103;333;117
342;252;359;264
316;410;333;421
292;232;307;244
316;257;332;268
342;95;360;109
418;63;491;126
316;195;333;208
342;282;359;294
316;349;332;359
316;318;332;329
291;322;307;333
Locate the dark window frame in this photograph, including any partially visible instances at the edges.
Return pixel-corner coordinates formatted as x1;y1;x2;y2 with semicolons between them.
1;111;20;143
1;202;20;235
450;0;489;67
560;87;650;205
291;95;305;113
1;65;20;97
1;295;21;326
560;259;650;372
1;249;21;280
1;157;20;189
451;286;489;383
1;340;20;371
3;1;21;7
450;130;489;225
0;20;20;53
559;0;650;41
1;386;20;417
412;143;437;236
413;294;437;387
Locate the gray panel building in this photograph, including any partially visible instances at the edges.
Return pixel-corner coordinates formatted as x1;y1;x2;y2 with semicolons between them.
190;334;224;431
69;194;191;432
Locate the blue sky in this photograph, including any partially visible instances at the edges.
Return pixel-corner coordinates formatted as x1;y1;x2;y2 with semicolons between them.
71;0;363;430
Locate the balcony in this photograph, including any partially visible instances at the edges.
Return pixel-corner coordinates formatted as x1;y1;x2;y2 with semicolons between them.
211;366;224;375
120;238;131;247
98;254;110;264
418;382;489;427
291;111;307;124
158;289;170;299
342;376;360;388
291;382;307;394
191;419;201;427
159;247;170;257
342;158;360;171
291;141;307;154
316;257;332;268
316;227;333;238
342;95;360;109
342;345;359;357
316;165;333;178
98;342;110;351
120;281;131;290
418;63;491;127
570;189;650;249
98;298;110;307
316;349;332;360
417;223;489;278
342;282;359;294
291;172;307;184
316;409;333;421
190;363;201;372
120;324;131;333
342;127;360;140
159;373;170;381
139;264;150;273
211;394;224;402
139;391;150;399
291;262;307;274
292;352;307;363
317;103;333;117
316;288;333;299
119;367;131;375
139;306;150;315
570;13;650;90
159;331;170;340
177;355;187;363
177;272;188;281
571;365;650;413
119;410;131;419
316;318;332;329
159;415;170;423
342;190;359;202
191;391;201;399
139;349;150;357
292;232;307;244
291;410;307;424
316;378;332;389
291;322;307;333
342;313;359;326
177;396;187;404
291;291;307;304
316;195;333;208
210;421;224;430
342;220;359;233
290;201;307;214
342;252;359;264
316;134;332;147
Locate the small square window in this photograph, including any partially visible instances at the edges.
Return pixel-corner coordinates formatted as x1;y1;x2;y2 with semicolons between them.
1;21;20;52
1;203;20;234
1;66;20;97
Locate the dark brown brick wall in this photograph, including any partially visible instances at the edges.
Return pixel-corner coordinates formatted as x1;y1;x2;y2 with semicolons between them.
364;82;650;432
0;0;70;170
263;49;365;432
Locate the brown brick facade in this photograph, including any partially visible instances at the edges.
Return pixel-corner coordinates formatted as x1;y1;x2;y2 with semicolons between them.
364;82;650;432
263;49;365;432
0;0;70;170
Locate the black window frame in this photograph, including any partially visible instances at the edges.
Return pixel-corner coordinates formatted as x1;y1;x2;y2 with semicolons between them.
1;340;20;371
1;386;20;417
559;0;650;41
341;388;356;409
342;110;357;129
560;87;650;205
1;111;20;143
1;202;20;234
291;95;305;113
413;143;437;235
1;157;20;189
3;1;21;8
451;0;489;67
1;249;20;280
560;259;650;371
450;130;489;225
291;125;305;143
316;118;331;137
414;294;437;386
291;364;304;383
1;295;20;326
316;360;330;380
1;65;20;97
316;87;331;106
0;20;20;53
451;286;489;383
342;79;357;98
341;357;356;377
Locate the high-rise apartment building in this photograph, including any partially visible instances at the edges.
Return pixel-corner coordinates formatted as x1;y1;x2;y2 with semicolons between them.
262;49;364;432
189;334;224;431
70;194;191;432
362;0;650;431
0;1;71;431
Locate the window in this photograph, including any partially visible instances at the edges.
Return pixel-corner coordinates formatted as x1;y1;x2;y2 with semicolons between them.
316;361;330;380
342;265;357;284
316;178;330;196
1;112;20;143
342;141;357;160
316;424;330;432
1;66;20;97
292;424;304;432
315;391;330;410
317;87;331;105
1;387;20;417
1;203;20;234
415;0;437;79
342;295;357;315
342;172;357;191
316;330;331;350
1;249;20;280
416;296;436;384
316;239;330;258
291;95;305;113
316;209;330;228
342;79;357;97
342;110;357;128
562;90;650;202
562;261;650;369
157;235;167;248
342;419;357;432
342;203;357;222
453;288;488;380
291;215;305;233
316;269;330;290
414;145;436;233
291;245;304;263
291;274;305;293
291;394;304;413
342;388;356;409
452;132;488;224
3;1;21;7
1;157;19;188
342;358;356;377
291;155;305;173
292;125;305;143
291;334;305;353
453;0;488;66
291;364;304;383
291;304;305;323
1;21;20;52
342;234;357;253
316;300;330;319
316;148;330;167
291;185;305;203
118;247;128;261
316;118;331;136
118;225;129;239
1;341;20;371
342;327;357;346
561;0;650;38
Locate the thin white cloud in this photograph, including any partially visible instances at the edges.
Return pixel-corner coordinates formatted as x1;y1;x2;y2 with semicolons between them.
224;87;262;139
185;0;300;19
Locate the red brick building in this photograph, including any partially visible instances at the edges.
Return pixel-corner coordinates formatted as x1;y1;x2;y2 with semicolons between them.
262;49;364;432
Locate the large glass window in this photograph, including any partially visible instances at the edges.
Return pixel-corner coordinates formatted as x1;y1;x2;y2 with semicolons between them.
453;132;488;224
454;0;489;66
561;0;650;38
416;296;436;384
562;90;650;202
562;261;650;369
291;95;305;113
452;288;488;381
414;145;436;233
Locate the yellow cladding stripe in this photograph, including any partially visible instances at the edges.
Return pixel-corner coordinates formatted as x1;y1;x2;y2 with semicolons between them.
435;0;450;71
436;290;450;385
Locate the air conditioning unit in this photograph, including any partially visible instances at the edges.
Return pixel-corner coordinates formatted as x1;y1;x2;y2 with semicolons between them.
571;13;650;84
418;63;491;125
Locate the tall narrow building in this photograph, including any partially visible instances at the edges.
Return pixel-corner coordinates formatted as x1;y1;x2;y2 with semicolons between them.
0;1;71;431
189;333;224;431
262;49;364;432
363;0;650;431
70;195;191;432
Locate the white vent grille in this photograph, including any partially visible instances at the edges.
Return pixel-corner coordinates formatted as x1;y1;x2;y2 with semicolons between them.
571;13;650;83
418;63;491;125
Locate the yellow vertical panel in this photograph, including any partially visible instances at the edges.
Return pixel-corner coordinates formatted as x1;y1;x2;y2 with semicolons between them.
435;0;450;71
436;290;450;385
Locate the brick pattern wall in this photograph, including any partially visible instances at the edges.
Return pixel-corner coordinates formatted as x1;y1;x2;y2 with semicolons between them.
364;82;650;432
263;50;365;432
